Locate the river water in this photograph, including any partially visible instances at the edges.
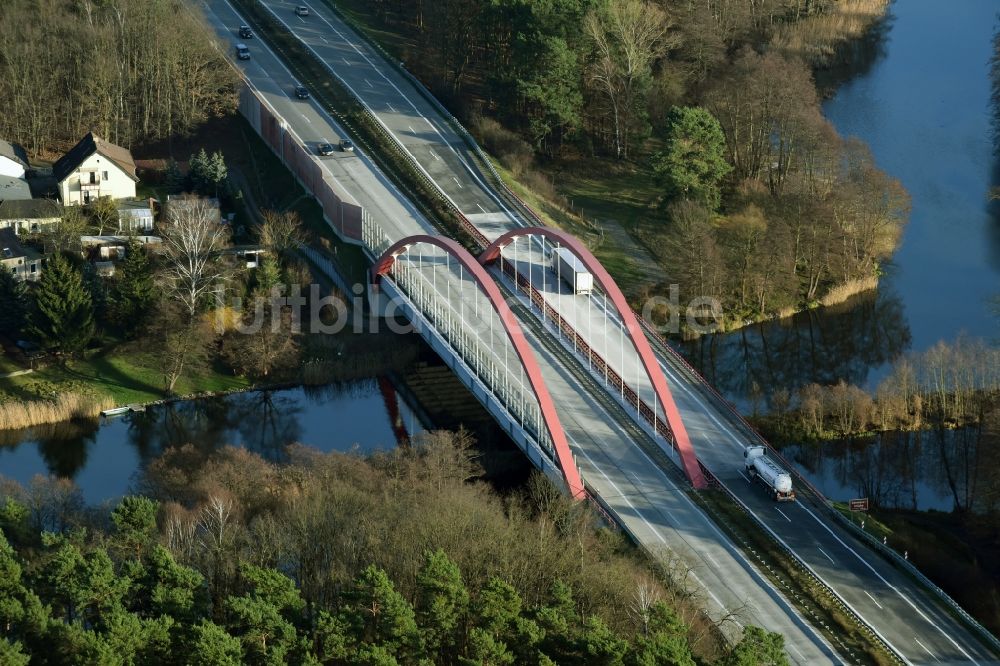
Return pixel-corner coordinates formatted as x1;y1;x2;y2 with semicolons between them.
0;379;426;505
683;0;1000;406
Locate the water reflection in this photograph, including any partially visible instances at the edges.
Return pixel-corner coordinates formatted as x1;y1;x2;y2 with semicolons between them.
786;426;989;513
681;287;911;410
0;379;424;503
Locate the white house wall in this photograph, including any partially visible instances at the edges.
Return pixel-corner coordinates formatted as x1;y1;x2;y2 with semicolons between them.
59;152;136;205
0;156;26;179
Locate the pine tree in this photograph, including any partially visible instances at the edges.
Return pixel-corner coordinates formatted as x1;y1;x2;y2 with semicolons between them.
164;159;185;193
28;253;95;356
415;549;468;658
189;149;210;194
108;239;155;338
208;151;228;196
0;268;29;338
342;565;421;659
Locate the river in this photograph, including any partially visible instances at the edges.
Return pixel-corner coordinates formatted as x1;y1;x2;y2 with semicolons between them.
683;0;1000;407
0;379;427;505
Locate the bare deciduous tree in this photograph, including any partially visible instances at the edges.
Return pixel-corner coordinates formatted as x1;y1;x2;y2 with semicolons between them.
159;195;231;321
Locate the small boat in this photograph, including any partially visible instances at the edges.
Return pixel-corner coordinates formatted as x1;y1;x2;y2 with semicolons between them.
127;404;146;413
100;406;130;417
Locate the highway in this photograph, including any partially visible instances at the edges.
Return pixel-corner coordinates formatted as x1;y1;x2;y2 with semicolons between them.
198;0;1000;662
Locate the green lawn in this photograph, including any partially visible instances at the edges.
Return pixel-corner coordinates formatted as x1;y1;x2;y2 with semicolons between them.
0;349;250;407
0;354;25;375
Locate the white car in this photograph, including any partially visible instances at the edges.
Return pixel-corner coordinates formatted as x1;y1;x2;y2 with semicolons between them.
294;5;309;16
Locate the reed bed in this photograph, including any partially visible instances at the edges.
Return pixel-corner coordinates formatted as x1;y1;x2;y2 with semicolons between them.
819;275;879;307
771;0;890;65
0;392;115;431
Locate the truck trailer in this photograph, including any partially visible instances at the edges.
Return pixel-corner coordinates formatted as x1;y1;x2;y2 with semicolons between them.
552;247;593;295
744;446;795;501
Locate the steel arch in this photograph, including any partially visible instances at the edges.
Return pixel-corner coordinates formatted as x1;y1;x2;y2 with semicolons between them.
480;227;707;489
372;235;586;499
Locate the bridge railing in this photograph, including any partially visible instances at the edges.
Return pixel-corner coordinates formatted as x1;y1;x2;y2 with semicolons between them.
386;256;555;459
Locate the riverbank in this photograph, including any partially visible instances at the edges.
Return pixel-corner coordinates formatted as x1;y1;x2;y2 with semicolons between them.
0;329;421;432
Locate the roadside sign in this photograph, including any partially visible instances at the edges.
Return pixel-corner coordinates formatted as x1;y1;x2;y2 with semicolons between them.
849;498;869;512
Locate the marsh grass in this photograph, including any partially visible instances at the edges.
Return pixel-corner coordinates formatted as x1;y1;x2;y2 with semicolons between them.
819;275;879;308
772;0;890;65
0;392;114;431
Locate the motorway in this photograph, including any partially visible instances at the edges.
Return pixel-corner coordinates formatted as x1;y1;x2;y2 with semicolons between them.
199;0;999;662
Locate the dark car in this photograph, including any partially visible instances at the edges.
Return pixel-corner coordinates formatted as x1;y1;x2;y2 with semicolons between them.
294;5;309;16
294;85;309;99
235;43;250;60
339;139;354;153
238;25;253;38
317;143;336;156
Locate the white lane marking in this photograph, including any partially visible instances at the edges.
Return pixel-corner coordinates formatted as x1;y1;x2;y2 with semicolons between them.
704;552;720;568
321;37;327;43
407;125;416;134
301;114;312;123
914;637;938;662
365;78;373;88
775;507;792;523
864;591;884;610
739;470;752;483
386;102;395;113
429;149;441;161
817;547;835;564
475;203;486;213
788;644;805;662
297;15;305;22
796;502;979;663
452;177;463;189
343;57;350;66
205;0;431;235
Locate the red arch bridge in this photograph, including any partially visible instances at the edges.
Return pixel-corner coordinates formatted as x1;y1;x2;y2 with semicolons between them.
370;228;707;497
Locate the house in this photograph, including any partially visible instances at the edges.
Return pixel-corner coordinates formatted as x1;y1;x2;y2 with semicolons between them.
52;132;138;206
0;176;32;201
0;140;30;179
0;228;42;281
0;199;63;235
117;198;155;232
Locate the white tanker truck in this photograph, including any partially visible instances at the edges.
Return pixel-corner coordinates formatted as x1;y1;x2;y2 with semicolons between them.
744;446;795;502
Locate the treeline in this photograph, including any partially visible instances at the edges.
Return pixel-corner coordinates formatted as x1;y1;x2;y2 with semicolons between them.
352;0;903;324
0;432;787;664
0;0;238;155
761;338;1000;439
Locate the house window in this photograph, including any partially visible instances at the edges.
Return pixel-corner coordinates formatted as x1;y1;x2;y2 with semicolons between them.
89;172;97;184
83;191;91;204
103;171;109;180
30;264;36;274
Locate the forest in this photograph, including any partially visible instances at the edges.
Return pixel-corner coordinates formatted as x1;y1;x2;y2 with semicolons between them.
0;431;787;665
347;0;906;326
0;0;238;155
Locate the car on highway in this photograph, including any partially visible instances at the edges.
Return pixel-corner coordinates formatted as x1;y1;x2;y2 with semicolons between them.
238;25;253;39
339;139;354;153
235;43;250;60
317;143;336;156
294;5;309;16
294;85;309;99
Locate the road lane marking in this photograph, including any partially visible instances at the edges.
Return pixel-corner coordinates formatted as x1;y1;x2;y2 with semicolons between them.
864;591;884;610
429;149;440;161
301;114;312;123
452;177;463;188
475;203;486;213
817;547;835;564
775;507;792;522
321;37;328;43
914;638;938;662
796;502;979;662
407;125;416;134
788;644;805;661
386;102;395;113
739;471;752;483
343;57;350;66
365;78;373;88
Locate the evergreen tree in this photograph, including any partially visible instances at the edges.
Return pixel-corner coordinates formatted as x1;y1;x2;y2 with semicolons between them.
165;159;185;193
28;253;95;355
111;496;159;560
188;149;210;193
342;565;421;659
208;150;228;196
190;619;243;666
653;106;731;212
723;626;788;666
108;239;155;338
415;549;468;658
0;267;29;338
